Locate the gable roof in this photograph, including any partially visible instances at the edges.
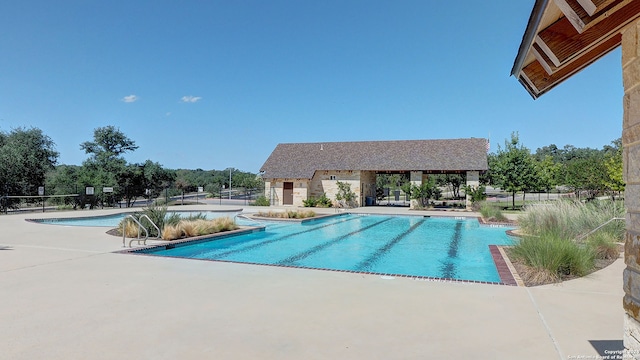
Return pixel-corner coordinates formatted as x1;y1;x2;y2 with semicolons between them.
260;138;489;179
512;0;640;99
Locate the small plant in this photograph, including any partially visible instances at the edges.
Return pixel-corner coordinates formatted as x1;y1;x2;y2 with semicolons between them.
251;196;270;206
317;193;332;207
464;185;487;204
478;202;508;222
335;181;357;207
303;197;318;207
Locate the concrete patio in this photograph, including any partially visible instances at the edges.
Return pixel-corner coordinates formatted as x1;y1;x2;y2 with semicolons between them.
0;205;624;359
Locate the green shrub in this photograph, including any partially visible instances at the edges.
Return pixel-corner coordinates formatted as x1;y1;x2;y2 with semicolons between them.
317;193;333;207
251;196;270;206
478;202;507;222
509;234;595;283
303;197;318;207
464;185;486;204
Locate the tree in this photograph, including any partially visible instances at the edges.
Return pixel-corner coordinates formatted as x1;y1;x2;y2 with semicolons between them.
0;127;58;209
80;125;138;163
175;178;190;205
534;155;561;199
491;132;538;209
79;126;139;207
603;143;624;198
409;178;439;208
335;181;356;208
563;155;608;200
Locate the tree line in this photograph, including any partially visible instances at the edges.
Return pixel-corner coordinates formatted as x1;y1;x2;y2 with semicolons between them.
0;126;262;210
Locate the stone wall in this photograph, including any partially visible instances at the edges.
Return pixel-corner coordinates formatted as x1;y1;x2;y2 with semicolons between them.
309;170;363;207
623;20;640;358
264;179;309;207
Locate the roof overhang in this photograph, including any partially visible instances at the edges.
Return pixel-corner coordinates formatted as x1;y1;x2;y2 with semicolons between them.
512;0;640;99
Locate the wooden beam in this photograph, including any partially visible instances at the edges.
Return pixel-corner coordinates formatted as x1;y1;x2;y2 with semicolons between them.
535;35;562;67
577;0;620;16
554;0;589;32
520;33;621;97
538;0;640;65
532;43;556;75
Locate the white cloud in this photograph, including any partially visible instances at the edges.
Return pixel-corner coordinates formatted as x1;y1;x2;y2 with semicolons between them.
122;94;138;103
181;95;202;103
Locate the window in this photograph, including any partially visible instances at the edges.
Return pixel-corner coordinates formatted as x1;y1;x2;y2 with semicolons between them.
330;175;336;180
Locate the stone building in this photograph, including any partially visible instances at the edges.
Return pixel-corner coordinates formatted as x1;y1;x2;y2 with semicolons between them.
259;138;488;208
511;0;640;356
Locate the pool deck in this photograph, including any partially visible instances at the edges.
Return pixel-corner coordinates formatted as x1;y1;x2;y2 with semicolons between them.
0;205;624;359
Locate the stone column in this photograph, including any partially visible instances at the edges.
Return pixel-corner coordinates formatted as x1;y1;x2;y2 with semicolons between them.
466;171;479;210
409;171;422;209
622;20;640;358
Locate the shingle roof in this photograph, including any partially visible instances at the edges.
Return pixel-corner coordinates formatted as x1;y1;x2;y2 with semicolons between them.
260;138;489;179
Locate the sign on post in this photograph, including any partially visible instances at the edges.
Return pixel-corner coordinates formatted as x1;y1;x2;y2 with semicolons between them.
86;187;94;195
38;186;44;196
103;187;113;193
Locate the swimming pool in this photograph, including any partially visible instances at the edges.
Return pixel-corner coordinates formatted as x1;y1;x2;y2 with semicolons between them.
138;214;515;283
31;210;242;227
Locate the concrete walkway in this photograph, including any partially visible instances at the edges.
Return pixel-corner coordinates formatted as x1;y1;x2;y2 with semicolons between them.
0;205;624;359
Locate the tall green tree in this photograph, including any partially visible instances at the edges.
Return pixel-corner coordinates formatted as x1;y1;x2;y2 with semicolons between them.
603;144;624;198
0;127;58;209
491;132;538;209
534;155;561;199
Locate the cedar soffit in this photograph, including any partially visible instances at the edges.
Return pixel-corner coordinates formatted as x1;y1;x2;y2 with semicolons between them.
512;0;640;99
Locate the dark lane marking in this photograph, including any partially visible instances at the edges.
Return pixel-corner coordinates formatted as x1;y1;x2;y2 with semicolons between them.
440;221;463;279
356;218;425;271
206;216;359;259
277;217;393;266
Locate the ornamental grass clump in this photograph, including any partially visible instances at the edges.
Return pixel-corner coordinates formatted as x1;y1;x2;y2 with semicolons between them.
256;210;316;219
478;202;508;222
518;199;624;241
511;199;623;284
509;233;595;284
160;217;239;240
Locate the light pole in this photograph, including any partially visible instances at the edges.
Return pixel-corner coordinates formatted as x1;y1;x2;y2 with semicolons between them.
229;168;232;200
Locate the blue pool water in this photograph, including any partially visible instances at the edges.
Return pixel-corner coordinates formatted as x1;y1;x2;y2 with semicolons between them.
33;210;241;227
142;214;515;283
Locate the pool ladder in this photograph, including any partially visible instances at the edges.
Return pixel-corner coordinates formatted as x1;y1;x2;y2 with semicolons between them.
122;215;161;247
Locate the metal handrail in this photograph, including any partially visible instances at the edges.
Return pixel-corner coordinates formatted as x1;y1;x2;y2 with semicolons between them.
575;217;625;242
139;214;161;238
122;215;148;247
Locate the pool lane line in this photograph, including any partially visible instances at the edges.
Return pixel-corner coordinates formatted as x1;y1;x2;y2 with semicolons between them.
355;218;426;272
439;221;463;279
197;216;360;260
276;217;393;266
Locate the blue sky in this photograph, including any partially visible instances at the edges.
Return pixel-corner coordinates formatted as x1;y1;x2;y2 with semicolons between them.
0;1;623;172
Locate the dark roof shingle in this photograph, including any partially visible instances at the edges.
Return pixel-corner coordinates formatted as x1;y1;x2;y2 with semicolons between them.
260;138;489;179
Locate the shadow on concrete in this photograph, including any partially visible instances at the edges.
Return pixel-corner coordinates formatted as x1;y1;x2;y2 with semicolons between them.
589;340;624;357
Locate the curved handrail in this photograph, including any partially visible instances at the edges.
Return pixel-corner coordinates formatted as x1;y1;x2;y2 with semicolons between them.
575;217;625;242
139;214;161;239
122;215;148;247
